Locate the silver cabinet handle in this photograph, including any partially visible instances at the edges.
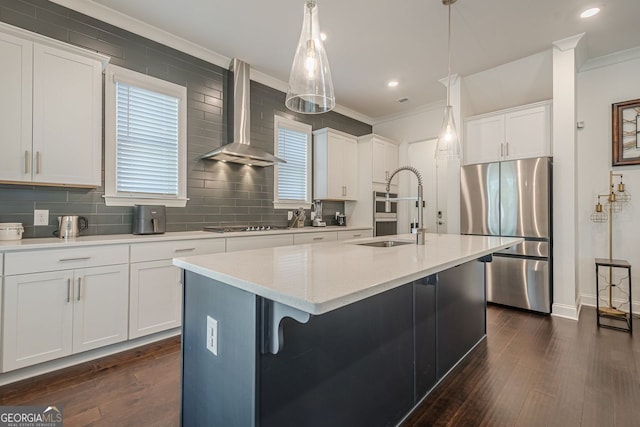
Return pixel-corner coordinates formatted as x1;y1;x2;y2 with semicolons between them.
353;234;362;237
66;278;71;303
500;143;504;157
506;142;509;156
59;257;91;262
36;151;41;174
174;248;196;253
25;151;30;174
313;237;324;241
77;277;82;301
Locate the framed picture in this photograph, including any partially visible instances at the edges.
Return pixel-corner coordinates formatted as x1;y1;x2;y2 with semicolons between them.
612;98;640;166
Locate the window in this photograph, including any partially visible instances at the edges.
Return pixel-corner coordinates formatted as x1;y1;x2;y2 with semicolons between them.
273;116;312;209
104;65;187;207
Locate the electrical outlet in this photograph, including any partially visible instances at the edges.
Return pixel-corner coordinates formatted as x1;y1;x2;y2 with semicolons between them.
206;315;218;356
34;209;49;226
287;211;293;220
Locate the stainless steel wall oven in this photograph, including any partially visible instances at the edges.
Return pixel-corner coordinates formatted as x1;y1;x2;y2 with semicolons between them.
374;191;397;236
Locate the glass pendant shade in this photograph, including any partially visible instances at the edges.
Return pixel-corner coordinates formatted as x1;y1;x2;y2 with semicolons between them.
435;105;461;160
286;1;335;114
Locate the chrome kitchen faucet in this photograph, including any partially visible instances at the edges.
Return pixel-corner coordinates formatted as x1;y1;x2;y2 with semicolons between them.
385;166;426;245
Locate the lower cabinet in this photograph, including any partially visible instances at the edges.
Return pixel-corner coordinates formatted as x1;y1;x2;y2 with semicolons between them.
128;238;226;339
129;260;182;339
2;264;128;372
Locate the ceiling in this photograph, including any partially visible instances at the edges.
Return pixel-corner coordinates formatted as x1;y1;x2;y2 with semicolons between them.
59;0;640;120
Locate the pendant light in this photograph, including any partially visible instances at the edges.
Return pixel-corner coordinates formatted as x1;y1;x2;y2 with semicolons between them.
286;1;335;114
435;0;461;160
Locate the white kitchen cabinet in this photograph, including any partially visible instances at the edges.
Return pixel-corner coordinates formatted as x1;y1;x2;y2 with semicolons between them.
0;31;32;183
371;137;399;185
313;128;358;201
293;231;337;245
337;229;373;241
0;23;108;187
463;101;551;165
129;239;226;339
2;263;128;372
226;234;294;252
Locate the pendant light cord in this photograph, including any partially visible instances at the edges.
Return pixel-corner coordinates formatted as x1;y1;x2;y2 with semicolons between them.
446;1;452;106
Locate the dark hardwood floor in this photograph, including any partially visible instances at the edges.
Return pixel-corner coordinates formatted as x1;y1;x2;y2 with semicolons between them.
0;306;638;426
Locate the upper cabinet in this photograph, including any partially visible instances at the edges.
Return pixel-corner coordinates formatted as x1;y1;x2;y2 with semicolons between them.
370;136;399;185
464;101;551;165
0;23;109;187
313;128;358;201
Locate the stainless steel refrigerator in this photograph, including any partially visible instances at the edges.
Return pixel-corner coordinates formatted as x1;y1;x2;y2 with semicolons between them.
460;157;552;314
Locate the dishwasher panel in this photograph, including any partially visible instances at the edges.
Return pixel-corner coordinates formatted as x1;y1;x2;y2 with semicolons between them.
486;255;551;313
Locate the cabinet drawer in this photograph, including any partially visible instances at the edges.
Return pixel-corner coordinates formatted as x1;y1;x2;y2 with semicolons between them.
293;232;338;245
337;230;373;241
5;245;129;275
131;238;226;263
226;234;294;252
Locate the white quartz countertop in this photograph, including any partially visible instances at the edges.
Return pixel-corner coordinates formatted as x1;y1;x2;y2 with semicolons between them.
173;233;523;315
0;226;370;252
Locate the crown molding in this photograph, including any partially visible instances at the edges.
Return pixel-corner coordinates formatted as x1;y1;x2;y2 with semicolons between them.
580;46;640;72
49;0;373;124
552;33;585;52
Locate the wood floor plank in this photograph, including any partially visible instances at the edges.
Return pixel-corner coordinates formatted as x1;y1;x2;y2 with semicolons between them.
0;308;636;426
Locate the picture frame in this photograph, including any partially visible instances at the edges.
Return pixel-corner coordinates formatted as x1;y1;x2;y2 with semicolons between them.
612;98;640;166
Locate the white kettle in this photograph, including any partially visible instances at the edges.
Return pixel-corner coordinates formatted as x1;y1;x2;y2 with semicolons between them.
55;215;88;239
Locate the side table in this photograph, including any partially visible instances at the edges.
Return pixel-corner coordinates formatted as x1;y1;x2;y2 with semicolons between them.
595;258;632;333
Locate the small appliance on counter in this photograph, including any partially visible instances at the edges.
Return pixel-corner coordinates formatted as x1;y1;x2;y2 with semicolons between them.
0;223;24;241
133;205;166;235
288;207;306;228
55;216;88;239
311;200;326;227
336;212;346;226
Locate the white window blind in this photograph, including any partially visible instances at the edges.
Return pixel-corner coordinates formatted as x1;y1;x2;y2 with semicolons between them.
274;116;312;208
104;65;187;207
115;82;179;195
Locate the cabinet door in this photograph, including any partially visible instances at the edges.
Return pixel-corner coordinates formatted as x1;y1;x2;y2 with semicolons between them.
32;44;102;186
372;140;387;184
326;134;345;199
385;143;399;180
342;136;358;200
129;260;182;339
464;115;504;165
3;271;74;372
72;265;129;353
0;33;32;183
504;105;550;160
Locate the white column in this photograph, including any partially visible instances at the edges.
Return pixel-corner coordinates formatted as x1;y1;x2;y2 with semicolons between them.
551;33;585;319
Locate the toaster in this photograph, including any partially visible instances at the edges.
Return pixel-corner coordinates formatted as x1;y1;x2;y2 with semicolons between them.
133;205;166;234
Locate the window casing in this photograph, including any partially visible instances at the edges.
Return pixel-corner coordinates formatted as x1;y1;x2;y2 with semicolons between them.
273;116;312;209
104;65;187;207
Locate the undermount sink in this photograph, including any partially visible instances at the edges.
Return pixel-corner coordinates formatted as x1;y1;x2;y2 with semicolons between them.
356;240;414;248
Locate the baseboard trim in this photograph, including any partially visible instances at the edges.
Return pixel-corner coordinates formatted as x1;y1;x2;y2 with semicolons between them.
580;293;639;314
551;301;581;320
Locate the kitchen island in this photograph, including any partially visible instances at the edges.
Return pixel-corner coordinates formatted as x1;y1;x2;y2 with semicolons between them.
173;233;521;427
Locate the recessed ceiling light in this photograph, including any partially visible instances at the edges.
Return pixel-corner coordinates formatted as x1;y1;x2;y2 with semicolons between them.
320;33;327;41
387;80;399;88
580;7;600;18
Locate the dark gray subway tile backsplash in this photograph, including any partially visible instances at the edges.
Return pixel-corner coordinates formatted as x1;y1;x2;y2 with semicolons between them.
0;0;372;238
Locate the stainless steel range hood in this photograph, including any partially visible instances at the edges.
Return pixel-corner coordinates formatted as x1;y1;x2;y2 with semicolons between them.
200;59;285;167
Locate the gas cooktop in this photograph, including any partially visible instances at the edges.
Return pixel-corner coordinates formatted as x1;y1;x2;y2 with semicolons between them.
202;225;289;233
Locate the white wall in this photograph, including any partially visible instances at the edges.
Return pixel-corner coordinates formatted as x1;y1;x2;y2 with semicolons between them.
463;50;552;116
577;52;640;314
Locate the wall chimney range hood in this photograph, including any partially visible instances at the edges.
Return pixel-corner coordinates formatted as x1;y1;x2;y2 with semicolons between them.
200;59;285;167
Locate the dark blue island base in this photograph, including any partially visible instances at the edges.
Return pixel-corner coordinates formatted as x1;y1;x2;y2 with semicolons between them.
181;257;488;427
